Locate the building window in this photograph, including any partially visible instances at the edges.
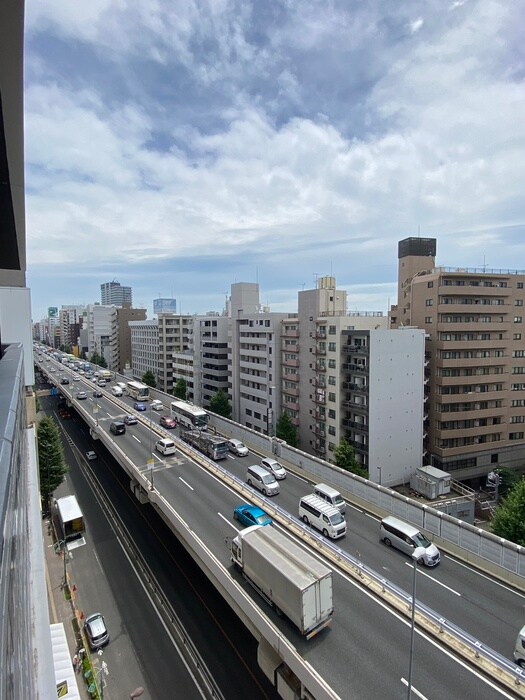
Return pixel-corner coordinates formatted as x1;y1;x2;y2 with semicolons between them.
518;282;524;289
427;281;434;288
425;299;433;307
328;426;336;436
328;359;336;369
329;325;336;335
328;392;336;402
510;416;525;423
328;342;337;352
512;367;525;374
514;317;523;323
516;300;524;306
425;317;432;324
514;334;522;340
328;409;336;419
328;376;336;385
510;432;525;440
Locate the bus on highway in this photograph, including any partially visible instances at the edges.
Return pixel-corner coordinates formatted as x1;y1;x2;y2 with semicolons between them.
126;381;150;401
170;400;208;430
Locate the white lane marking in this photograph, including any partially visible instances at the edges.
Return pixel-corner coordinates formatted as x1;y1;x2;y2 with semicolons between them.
132;435;141;443
363;511;377;519
218;512;238;531
226;454;235;460
179;477;194;491
153;453;163;462
404;562;461;596
400;678;427;699
445;555;525;598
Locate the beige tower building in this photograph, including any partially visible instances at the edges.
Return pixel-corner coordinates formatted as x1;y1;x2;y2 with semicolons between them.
391;237;525;481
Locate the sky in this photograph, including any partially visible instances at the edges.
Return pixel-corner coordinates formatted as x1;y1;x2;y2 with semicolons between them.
24;0;525;321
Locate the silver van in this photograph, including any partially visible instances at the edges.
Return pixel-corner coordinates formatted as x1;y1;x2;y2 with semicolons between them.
380;516;440;566
246;464;280;496
299;494;347;539
314;483;346;514
514;625;525;667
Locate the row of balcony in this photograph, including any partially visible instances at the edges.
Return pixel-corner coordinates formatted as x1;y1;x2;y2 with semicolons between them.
341;344;369;354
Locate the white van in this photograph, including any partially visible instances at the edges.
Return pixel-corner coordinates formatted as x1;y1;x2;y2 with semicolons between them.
380;516;440;567
299;494;347;539
111;386;123;397
155;438;176;455
514;626;525;667
314;483;346;514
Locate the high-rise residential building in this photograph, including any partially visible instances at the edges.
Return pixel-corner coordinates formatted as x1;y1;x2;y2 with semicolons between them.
391;237;525;482
192;315;230;407
229;283;287;434
87;304;118;368
153;297;177;315
59;305;86;350
100;280;132;307
129;319;159;381
156;314;193;392
116;306;147;372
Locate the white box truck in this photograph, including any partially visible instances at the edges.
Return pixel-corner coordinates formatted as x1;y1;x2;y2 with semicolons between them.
55;495;85;542
231;525;333;638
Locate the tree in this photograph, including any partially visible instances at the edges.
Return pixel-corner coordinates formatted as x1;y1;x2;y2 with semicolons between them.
89;351;107;368
275;412;297;447
142;370;157;388
491;479;525;545
37;416;68;507
209;389;232;418
173;378;187;400
333;439;368;478
490;467;519;498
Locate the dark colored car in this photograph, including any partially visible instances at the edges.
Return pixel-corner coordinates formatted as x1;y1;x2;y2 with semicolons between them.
93;389;103;398
160;415;177;429
134;402;147;411
60;377;70;385
124;415;137;425
233;504;272;527
109;421;126;435
84;613;109;649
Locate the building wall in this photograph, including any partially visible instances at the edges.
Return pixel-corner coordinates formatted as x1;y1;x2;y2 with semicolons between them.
100;281;132;307
192;315;229;407
116;307;146;372
129;319;159;381
157;314;193;393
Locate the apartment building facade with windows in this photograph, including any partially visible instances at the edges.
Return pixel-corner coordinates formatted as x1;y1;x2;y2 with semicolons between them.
391;237;525;481
129;319;159;381
192;315;229;408
156;314;193;393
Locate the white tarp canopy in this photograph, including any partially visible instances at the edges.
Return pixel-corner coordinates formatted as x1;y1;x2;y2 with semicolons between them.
50;623;81;699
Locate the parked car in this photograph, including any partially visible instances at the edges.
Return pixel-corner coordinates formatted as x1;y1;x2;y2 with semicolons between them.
234;504;272;527
76;391;87;400
228;439;248;457
150;399;164;411
160;415;177;429
124;415;138;425
85;450;97;461
260;457;287;480
84;613;109;649
134;402;147;411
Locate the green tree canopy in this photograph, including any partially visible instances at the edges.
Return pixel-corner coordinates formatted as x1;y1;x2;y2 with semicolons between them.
38;416;68;506
492;479;525;545
173;378;187;400
142;370;157;388
209;389;232;418
275;412;297;447
490;467;519;498
333;438;368;478
89;351;107;368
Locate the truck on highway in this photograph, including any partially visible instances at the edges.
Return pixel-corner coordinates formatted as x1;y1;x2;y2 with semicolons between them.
182;429;229;460
231;524;333;638
55;495;85;542
98;369;112;381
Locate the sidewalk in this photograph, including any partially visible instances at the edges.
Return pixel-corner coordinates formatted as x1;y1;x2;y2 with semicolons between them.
43;514;92;700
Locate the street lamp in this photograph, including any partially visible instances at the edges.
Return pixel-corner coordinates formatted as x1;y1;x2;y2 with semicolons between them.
148;403;154;489
406;547;426;700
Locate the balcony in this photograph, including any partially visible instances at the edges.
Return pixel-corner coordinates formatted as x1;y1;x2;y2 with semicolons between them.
315;361;326;372
282;329;300;338
342;344;369;355
313;424;326;437
313;330;327;340
313;391;326;405
282;357;299;368
313;345;326;356
284;373;299;382
313;376;326;388
283;385;299;397
342;363;367;373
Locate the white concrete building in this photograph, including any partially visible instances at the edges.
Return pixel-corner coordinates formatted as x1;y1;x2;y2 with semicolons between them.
129;319;159;381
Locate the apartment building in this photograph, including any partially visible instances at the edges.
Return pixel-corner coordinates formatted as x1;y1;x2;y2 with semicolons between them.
229;283;286;434
129;319;159;381
87;304;118;368
58;305;86;350
157;314;193;393
100;280;132;307
192;315;229;408
391;237;525;481
116;305;146;372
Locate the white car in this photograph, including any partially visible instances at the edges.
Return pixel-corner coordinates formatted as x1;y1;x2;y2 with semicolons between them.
86;450;97;461
228;439;249;457
72;375;81;381
260;457;287;480
150;400;164;411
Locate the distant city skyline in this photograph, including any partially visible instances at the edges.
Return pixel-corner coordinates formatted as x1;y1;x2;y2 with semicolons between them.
25;1;525;322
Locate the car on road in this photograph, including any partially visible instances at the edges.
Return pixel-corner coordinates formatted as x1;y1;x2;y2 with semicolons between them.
134;402;147;411
72;375;81;381
97;379;107;387
150;399;164;411
110;421;126;435
93;389;103;398
124;415;138;425
86;450;97;460
260;457;287;480
233;504;272;527
160;415;177;429
84;613;109;649
228;439;248;457
76;391;87;400
60;377;70;385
